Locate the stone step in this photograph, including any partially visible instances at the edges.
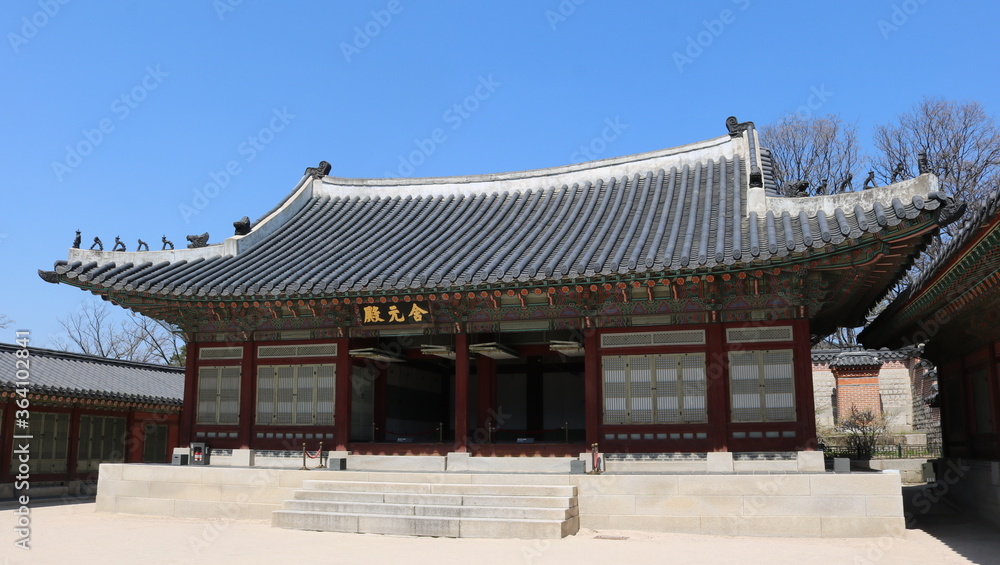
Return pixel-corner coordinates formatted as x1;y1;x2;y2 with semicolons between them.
272;510;579;539
275;474;580;538
292;489;577;508
282;499;577;520
300;480;575;497
306;471;575;485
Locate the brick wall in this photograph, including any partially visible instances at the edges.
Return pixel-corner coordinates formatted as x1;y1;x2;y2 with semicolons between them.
833;367;883;422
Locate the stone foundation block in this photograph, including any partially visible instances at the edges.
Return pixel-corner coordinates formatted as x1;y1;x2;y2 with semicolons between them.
707;452;734;473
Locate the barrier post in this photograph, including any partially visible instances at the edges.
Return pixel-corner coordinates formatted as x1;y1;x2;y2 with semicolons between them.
314;442;325;469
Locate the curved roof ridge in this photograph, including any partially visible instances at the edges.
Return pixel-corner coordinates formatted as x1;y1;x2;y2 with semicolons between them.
315;134;739;199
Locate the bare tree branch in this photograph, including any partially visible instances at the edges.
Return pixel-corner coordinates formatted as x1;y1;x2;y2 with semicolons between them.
760;114;862;195
52;298;185;365
763;100;1000;347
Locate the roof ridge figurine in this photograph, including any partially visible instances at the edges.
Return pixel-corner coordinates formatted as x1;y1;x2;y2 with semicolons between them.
305;161;332;179
863;171;877;189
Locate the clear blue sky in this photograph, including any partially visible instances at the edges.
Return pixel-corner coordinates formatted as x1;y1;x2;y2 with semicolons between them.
3;0;999;350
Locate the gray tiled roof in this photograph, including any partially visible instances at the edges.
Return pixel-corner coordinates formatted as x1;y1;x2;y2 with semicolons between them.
0;343;183;404
827;350;884;368
885;188;998;309
811;348;914;363
859;186;996;349
44;130;951;300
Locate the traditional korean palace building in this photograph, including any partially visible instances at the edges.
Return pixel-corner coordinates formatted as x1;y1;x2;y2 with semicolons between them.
41;118;960;459
0;343;182;498
862;186;1000;527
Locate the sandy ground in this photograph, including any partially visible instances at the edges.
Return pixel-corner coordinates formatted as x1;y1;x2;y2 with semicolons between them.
1;501;998;565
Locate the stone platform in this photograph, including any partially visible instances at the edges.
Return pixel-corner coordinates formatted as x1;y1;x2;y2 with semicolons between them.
95;456;906;538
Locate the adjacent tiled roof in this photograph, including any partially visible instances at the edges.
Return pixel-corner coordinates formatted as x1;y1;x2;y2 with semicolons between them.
812;348;914;364
0;343;183;405
42;127;953;302
860;186;1000;348
827;350;883;368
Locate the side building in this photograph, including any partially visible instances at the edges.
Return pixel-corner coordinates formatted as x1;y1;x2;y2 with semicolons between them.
40;118;958;459
862;187;1000;527
0;343;183;498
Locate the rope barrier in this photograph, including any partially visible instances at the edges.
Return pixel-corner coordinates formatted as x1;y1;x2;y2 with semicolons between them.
300;442;325;468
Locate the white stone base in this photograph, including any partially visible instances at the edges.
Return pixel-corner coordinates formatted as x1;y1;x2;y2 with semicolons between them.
95;459;906;538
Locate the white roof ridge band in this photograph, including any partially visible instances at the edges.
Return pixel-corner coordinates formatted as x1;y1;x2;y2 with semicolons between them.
318;134;738;196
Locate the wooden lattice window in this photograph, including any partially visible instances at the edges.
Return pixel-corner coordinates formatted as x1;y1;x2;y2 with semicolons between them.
77;415;126;473
256;364;335;425
602;353;707;425
197;366;241;424
729;349;796;423
27;412;70;474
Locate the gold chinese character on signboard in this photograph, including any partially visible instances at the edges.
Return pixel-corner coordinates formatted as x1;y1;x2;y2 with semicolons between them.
363;306;384;323
387;305;405;322
408;303;429;322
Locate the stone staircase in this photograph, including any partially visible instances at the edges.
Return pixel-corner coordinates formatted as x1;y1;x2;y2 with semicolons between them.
272;473;579;538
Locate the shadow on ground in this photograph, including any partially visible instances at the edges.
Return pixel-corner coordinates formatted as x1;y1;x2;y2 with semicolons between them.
903;484;1000;565
0;494;95;511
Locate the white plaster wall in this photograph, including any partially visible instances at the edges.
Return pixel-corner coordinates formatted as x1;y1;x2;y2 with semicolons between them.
812;366;836;430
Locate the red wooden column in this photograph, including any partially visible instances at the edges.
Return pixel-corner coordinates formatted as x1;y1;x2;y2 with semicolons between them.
706;321;727;452
166;414;180;458
454;333;470;452
793;318;818;447
0;401;15;479
584;327;600;448
124;411;141;463
66;405;83;477
989;340;1000;457
476;355;496;434
238;336;256;448
178;340;199;447
373;361;388;443
334;337;353;451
